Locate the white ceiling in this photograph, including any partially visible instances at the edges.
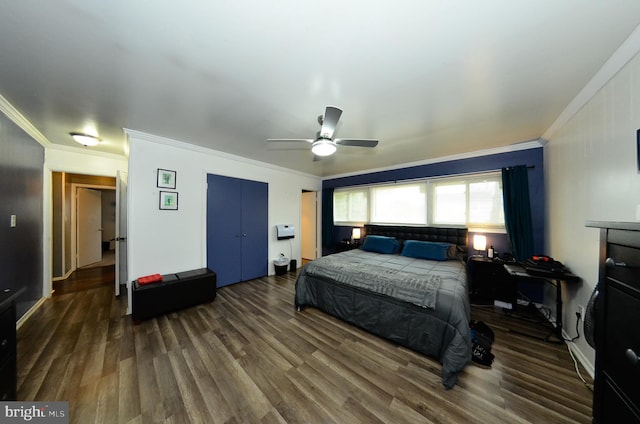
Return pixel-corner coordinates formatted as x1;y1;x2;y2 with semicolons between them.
1;1;640;177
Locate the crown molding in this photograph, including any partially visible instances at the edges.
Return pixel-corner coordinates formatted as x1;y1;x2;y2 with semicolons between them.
45;142;128;161
324;139;545;180
124;128;320;179
0;94;51;148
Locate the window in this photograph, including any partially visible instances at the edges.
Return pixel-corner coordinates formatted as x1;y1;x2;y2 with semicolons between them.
333;172;504;229
468;180;504;226
432;182;466;225
333;188;368;224
370;183;427;225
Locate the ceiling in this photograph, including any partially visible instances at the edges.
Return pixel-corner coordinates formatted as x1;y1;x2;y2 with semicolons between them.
1;2;640;177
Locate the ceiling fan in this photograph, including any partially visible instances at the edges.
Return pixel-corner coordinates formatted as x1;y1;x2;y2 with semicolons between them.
267;106;378;158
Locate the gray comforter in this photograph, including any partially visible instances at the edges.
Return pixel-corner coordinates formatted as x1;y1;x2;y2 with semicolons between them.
295;249;471;389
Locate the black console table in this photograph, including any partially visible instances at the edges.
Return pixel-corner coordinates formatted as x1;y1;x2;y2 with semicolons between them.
503;262;580;343
0;287;25;401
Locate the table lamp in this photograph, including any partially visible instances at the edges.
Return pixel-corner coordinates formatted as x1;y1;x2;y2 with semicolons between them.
473;234;487;256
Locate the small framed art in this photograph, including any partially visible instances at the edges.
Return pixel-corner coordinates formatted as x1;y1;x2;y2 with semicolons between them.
157;169;176;189
159;191;179;210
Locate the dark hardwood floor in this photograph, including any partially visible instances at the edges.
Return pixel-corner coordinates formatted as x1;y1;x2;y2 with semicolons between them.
18;266;593;423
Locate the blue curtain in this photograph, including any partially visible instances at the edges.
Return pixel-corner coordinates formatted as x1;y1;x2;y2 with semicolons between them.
322;188;334;249
502;166;534;262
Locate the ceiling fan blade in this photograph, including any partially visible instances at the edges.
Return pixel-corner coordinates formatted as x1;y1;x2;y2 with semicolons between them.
335;138;379;148
267;138;313;143
266;139;314;150
320;106;342;139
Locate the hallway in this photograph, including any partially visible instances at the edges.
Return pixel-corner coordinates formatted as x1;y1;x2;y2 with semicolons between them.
53;264;115;295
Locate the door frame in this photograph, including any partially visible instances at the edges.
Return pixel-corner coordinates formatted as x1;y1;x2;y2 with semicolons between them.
115;170;128;297
70;183;115;271
37;163;127;319
301;190;319;261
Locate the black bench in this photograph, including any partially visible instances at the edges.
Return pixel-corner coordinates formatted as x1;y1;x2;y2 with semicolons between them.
132;268;216;323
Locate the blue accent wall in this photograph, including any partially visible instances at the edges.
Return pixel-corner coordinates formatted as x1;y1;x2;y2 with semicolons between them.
0;113;44;319
323;147;545;302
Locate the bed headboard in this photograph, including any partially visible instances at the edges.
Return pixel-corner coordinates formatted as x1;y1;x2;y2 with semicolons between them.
364;225;468;248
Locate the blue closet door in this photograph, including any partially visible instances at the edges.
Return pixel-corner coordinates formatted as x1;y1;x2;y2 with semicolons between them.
240;179;268;281
207;174;268;287
207;174;242;287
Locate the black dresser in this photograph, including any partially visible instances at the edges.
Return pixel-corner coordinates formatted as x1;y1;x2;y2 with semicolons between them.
0;287;24;401
587;221;640;423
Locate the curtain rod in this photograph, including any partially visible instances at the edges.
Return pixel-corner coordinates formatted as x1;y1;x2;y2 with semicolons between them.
334;165;536;189
503;165;536;170
395;165;535;184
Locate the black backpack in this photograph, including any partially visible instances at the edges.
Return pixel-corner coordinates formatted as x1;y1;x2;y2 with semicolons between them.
470;320;495;367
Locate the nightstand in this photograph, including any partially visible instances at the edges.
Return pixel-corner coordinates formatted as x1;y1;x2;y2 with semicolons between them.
335;241;360;252
467;257;516;307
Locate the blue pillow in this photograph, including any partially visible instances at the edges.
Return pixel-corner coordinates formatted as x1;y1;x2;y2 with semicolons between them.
361;235;400;254
401;240;452;261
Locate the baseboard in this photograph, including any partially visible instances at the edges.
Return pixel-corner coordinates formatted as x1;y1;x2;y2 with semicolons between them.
52;268;74;281
17;296;48;329
529;300;594;379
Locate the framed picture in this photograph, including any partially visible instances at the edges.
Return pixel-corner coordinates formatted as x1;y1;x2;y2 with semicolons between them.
159;191;179;210
157;169;176;189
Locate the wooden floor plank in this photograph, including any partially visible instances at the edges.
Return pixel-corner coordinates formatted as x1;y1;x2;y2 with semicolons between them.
17;265;594;423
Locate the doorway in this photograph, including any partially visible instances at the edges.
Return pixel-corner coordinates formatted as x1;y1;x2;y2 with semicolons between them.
71;184;116;271
51;172;119;292
76;187;103;268
301;190;318;265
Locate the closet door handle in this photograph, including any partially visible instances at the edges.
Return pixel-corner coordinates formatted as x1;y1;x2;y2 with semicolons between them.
242;234;247;237
605;258;628;268
626;348;639;366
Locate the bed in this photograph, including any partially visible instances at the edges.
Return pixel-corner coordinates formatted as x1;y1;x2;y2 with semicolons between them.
294;225;471;389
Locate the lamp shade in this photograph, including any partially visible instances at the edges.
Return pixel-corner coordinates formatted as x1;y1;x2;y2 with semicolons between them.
473;234;487;251
311;139;337;156
70;132;101;146
352;228;361;239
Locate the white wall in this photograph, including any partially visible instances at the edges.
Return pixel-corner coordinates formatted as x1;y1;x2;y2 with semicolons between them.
45;145;128;176
125;130;321;309
545;42;640;375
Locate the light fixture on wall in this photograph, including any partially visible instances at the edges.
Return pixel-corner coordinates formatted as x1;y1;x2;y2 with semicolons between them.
70;132;101;147
473;234;486;256
311;139;337;156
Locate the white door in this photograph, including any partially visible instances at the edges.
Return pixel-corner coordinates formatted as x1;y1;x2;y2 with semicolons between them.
77;188;102;268
115;170;128;297
301;191;317;260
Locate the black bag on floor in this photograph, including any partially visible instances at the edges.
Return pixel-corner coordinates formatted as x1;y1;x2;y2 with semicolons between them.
470;320;495;367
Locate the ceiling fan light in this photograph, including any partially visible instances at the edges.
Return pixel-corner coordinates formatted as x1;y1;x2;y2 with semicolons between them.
311;139;337;156
70;132;101;146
